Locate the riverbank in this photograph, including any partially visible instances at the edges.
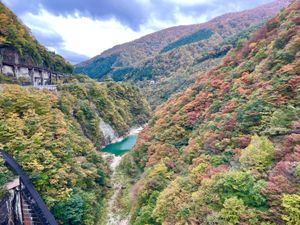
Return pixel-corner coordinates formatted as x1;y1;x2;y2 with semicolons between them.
101;126;144;156
103;154;130;225
101;126;144;225
104;126;144;146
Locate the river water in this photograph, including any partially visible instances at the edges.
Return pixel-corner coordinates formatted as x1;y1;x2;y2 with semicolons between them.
101;127;142;156
101;135;138;156
101;127;143;225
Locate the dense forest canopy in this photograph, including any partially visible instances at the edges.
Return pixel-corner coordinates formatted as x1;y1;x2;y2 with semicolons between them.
0;76;150;224
118;2;300;224
0;0;299;225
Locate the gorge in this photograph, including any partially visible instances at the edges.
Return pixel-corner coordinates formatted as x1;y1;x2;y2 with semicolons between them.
101;127;144;224
0;0;299;225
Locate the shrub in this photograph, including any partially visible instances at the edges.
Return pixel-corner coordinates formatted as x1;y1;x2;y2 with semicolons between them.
240;135;275;172
219;197;246;225
282;194;300;225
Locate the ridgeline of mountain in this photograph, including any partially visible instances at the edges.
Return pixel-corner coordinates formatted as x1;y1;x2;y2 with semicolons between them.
75;0;290;108
0;2;73;74
117;1;300;224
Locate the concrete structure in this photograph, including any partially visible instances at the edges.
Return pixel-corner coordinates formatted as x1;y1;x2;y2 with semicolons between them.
0;61;66;86
0;45;67;86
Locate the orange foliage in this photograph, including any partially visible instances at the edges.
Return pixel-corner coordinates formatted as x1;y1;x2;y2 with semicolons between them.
220;101;238;113
147;143;179;167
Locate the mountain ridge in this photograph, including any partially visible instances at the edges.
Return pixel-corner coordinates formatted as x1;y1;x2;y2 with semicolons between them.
75;0;291;108
77;0;290;68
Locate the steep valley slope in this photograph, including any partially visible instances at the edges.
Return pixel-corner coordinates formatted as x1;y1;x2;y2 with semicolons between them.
0;0;299;224
75;0;291;108
0;2;151;224
0;77;151;224
118;1;300;224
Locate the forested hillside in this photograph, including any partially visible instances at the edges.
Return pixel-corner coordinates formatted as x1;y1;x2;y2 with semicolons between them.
0;77;150;224
75;0;290;108
0;2;73;73
0;2;152;223
59;76;151;148
119;1;300;224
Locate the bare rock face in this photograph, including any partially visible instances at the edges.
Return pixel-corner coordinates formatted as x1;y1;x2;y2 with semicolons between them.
99;119;119;146
0;47;19;64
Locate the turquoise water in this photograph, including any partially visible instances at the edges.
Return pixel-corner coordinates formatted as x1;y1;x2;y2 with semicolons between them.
101;134;138;156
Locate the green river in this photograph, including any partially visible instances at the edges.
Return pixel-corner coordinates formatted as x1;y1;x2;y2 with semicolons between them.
101;134;138;156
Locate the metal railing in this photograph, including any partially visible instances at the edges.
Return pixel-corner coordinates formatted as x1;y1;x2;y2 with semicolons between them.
33;85;57;91
0;151;58;225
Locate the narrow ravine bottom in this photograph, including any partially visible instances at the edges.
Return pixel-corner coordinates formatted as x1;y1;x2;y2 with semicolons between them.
101;126;144;225
103;153;129;225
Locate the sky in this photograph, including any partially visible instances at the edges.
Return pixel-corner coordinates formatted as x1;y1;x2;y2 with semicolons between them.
2;0;274;64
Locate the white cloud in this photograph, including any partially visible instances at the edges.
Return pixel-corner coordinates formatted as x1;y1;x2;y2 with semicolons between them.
22;10;151;58
141;8;208;31
8;0;275;62
163;0;214;6
20;8;207;59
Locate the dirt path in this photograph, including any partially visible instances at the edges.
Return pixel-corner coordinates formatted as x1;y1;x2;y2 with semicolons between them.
105;154;129;225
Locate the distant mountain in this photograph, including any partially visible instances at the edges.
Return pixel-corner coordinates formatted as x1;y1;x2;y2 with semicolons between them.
120;1;300;224
75;0;290;108
0;2;73;74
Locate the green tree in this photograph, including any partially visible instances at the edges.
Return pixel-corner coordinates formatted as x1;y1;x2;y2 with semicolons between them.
0;158;14;197
239;135;275;172
52;193;85;225
132;162;173;224
153;177;192;224
219;197;246;225
282;194;300;225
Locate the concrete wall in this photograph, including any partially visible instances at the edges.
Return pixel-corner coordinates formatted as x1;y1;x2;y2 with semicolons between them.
41;70;51;85
0;63;65;86
2;65;14;76
0;46;67;85
15;67;31;83
32;69;42;86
